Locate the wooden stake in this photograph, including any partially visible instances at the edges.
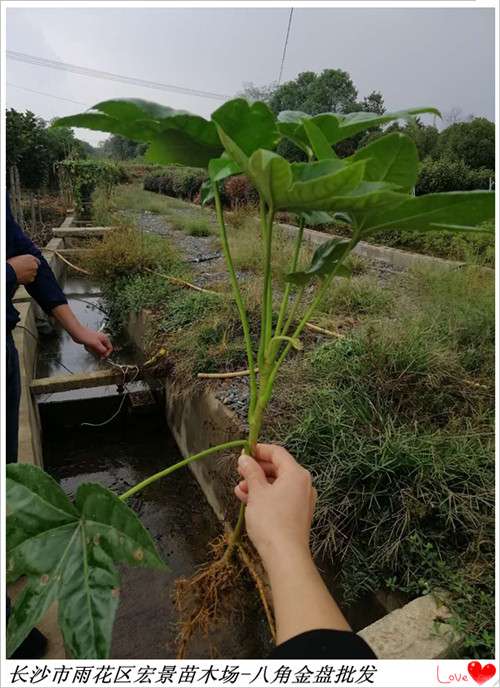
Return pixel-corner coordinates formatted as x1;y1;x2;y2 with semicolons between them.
197;368;258;379
305;322;344;338
143;267;220;296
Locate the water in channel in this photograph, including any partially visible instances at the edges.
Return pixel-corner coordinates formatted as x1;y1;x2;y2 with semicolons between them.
36;275;269;658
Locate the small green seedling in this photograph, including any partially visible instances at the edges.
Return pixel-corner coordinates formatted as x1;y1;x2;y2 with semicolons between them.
6;97;494;659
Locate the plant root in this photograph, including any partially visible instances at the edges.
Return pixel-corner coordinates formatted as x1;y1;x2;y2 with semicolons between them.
237;542;276;642
174;534;243;659
174;533;277;657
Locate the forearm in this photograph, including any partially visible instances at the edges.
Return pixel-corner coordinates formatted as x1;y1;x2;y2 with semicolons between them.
265;546;351;645
51;304;85;341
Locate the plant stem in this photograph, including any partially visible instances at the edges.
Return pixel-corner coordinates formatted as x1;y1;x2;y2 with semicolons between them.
224;502;246;562
264;206;275;357
257;200;274;372
274;218;305;338
264;237;360;399
119;439;246;501
281;285;305;339
213;183;257;416
225;401;265;559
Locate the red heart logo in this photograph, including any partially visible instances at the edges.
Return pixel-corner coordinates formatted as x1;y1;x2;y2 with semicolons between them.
468;662;496;685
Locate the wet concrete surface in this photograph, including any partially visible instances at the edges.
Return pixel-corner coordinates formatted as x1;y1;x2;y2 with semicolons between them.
42;402;270;659
36;275;143;404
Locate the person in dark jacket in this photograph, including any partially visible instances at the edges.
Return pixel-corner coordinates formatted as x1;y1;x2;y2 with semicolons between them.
235;444;376;659
6;193;113;463
5;193;113;658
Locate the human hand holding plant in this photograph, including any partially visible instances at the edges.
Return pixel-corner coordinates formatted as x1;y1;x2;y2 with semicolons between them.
234;444;317;568
235;443;351;644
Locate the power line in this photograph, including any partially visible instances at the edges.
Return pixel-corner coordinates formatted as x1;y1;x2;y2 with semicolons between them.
7;82;88;107
7;50;230;101
278;8;294;85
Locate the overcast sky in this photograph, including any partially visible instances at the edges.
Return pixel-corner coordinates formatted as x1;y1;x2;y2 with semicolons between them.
6;6;495;146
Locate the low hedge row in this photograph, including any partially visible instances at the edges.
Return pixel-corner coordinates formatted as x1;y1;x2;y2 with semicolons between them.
143;165;259;208
144;158;494;210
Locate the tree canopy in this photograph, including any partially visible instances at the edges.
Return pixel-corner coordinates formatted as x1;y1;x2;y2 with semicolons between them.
6;109;89;189
97;134;148;161
435;117;495;170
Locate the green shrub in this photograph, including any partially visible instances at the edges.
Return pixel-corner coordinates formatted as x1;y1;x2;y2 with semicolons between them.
416;158;493;195
370;224;495;266
144;166;260;210
143;165;208;201
434;117;495;171
103;272;176;327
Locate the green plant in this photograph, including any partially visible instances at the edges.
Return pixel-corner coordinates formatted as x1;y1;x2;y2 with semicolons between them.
267;264;494;655
84;224;181;283
143;164;208;200
416;157;493;195
169;214;214;236
6;97;493;659
56;159;126;214
434;117;495;171
7;108;88;190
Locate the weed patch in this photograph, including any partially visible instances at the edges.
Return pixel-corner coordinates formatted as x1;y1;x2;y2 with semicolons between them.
266;264;494;657
84;224;182;283
169;213;215;237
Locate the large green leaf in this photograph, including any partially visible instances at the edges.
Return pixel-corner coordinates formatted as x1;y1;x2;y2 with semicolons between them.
302;119;337;160
54;98;222;167
350;132;418;191
295;210;335;226
208;156;242;182
53;111;159;142
286;237;352;285
247;150;368;210
145;129;221;167
277;111;314;156
357;190;495;235
212;98;279;157
332;107;441;143
328;183;409;227
6;464;165;659
92;98;181;123
278;107;441;150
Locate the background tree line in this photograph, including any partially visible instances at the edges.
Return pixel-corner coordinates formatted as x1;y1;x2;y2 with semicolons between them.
7;67;495;194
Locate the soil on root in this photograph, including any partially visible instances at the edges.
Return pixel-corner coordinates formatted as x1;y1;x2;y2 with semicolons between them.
174;535;275;659
174;535;244;659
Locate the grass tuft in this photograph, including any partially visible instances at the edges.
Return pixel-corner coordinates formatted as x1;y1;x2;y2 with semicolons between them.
267;263;494;657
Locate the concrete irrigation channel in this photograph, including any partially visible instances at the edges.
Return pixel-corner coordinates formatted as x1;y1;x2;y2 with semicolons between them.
9;211;462;660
